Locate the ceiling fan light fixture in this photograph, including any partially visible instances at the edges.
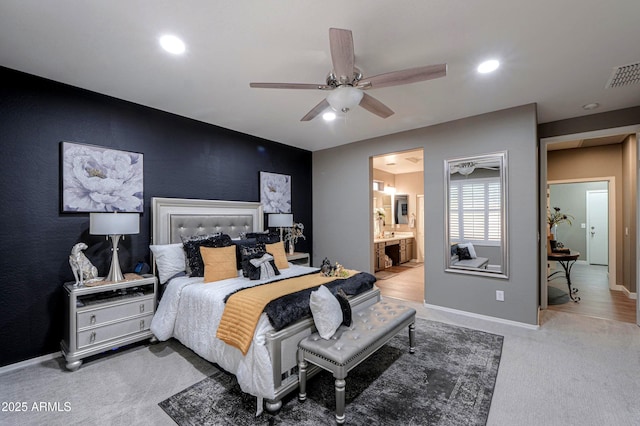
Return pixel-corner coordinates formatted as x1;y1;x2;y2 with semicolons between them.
322;111;336;121
159;34;186;55
327;86;363;113
457;162;476;175
477;59;500;74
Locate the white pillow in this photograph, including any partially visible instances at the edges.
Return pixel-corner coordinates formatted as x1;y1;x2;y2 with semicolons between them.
309;285;343;339
458;243;477;259
150;243;186;284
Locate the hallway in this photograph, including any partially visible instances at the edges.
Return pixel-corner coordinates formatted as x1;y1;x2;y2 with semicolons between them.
547;263;636;323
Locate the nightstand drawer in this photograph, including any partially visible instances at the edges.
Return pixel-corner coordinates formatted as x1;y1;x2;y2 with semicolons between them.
77;297;155;329
77;313;154;349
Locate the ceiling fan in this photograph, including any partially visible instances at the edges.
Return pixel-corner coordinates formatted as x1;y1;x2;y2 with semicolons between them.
250;28;447;121
450;161;500;176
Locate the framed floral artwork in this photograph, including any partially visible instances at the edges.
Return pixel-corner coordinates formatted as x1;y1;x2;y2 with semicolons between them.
260;171;291;213
60;141;144;212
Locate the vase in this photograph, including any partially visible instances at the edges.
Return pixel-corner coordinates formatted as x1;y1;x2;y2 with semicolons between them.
289;241;295;255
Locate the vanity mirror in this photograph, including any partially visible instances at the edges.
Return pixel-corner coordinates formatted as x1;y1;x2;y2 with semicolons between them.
394;194;408;225
445;151;508;278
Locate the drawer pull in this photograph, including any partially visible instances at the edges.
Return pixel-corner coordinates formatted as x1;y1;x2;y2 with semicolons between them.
139;304;145;313
140;320;145;330
90;315;96;325
89;332;96;343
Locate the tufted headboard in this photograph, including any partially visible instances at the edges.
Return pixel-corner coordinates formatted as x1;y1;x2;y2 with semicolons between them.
151;197;264;246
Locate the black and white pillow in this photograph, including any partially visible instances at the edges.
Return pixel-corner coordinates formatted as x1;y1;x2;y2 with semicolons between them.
246;230;280;244
241;251;280;280
335;288;352;327
238;242;267;277
457;246;472;260
182;233;233;277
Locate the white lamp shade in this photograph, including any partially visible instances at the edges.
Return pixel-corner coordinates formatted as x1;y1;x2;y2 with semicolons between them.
326;86;363;112
268;213;293;228
90;212;140;235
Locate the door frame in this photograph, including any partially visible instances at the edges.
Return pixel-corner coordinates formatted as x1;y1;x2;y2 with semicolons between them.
548;178;616;290
539;124;640;315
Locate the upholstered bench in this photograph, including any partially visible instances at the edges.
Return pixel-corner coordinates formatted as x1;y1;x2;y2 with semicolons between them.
297;301;416;424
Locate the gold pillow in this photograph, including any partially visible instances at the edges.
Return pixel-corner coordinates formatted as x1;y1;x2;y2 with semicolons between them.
200;246;238;283
265;241;289;270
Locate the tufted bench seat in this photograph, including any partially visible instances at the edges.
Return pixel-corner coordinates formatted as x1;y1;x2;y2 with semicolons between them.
297;300;416;424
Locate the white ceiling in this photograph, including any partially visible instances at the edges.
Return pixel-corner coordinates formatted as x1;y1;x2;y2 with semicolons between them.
1;1;639;152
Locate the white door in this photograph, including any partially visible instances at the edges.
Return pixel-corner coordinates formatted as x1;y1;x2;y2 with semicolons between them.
416;195;425;262
587;190;608;265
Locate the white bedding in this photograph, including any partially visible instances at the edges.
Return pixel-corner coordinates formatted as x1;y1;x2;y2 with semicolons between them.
150;263;319;401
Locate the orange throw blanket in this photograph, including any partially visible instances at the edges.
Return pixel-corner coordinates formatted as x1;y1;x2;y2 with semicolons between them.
216;270;356;355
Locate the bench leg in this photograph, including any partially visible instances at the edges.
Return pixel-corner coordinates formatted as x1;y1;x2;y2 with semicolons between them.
335;378;346;424
409;322;416;354
298;358;307;402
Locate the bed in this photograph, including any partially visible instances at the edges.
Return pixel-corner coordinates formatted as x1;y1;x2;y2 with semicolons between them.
148;197;380;413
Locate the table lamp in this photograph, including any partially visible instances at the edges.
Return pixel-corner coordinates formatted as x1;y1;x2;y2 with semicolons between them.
268;213;293;242
90;212;140;282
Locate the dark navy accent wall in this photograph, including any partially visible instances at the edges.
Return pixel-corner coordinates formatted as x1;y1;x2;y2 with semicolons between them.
0;66;312;367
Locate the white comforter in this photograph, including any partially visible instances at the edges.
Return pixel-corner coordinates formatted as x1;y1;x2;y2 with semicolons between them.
150;264;319;401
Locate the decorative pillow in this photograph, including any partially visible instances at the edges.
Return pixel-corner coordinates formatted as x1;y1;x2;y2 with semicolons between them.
242;252;280;280
200;245;238;283
458;243;477;258
450;244;459;257
265;241;289;270
238;242;267;277
149;243;186;284
309;285;343;339
182;234;233;277
232;238;258;271
246;230;280;244
335;288;352;327
457;246;472;260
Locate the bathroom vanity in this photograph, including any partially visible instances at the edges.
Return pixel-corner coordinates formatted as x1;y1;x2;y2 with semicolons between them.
374;233;415;271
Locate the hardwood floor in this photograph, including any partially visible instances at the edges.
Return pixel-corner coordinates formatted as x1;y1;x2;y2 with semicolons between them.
376;261;637;324
548;262;637;323
375;263;425;303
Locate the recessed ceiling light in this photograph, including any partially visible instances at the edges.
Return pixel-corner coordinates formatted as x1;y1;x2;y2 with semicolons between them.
582;102;600;110
323;111;336;121
159;35;186;54
477;59;500;74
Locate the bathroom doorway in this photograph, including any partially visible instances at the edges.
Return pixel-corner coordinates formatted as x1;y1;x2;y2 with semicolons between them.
371;148;425;303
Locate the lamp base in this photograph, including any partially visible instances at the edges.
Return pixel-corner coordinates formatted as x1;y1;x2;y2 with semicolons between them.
104;234;125;282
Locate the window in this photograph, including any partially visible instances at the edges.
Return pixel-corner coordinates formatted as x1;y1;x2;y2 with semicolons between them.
449;177;501;244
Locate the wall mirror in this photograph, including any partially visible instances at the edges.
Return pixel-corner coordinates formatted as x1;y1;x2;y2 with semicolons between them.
445;151;508;278
395;194;408;224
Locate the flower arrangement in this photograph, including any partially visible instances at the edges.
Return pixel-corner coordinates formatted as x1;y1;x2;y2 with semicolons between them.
548;207;574;227
285;222;306;246
374;207;385;219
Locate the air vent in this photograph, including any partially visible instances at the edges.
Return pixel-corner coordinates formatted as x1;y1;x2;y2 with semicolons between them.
606;62;640;88
405;157;422;164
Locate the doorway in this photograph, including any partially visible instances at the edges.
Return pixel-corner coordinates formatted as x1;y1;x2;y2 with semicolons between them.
371;148;425;303
540;128;639;325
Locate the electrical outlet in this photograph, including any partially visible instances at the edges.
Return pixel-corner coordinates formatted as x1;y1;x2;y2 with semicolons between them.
496;290;504;301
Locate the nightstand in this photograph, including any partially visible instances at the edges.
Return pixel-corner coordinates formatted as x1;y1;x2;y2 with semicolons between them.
286;252;310;267
60;274;157;371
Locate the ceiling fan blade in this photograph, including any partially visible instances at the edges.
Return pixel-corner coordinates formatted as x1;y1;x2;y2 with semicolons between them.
250;82;331;90
329;28;355;84
359;93;394;118
300;98;330;121
357;64;447;89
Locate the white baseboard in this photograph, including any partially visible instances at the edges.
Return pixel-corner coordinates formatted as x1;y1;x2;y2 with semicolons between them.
619;285;637;300
0;352;61;376
423;302;540;330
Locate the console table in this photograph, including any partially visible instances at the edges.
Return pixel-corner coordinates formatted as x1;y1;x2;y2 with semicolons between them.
548;251;580;302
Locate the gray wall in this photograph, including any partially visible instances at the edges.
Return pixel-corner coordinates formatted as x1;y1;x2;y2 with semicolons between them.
549;182;608;256
313;104;539;325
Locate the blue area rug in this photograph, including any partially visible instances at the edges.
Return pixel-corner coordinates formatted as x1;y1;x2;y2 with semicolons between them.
159;317;503;425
